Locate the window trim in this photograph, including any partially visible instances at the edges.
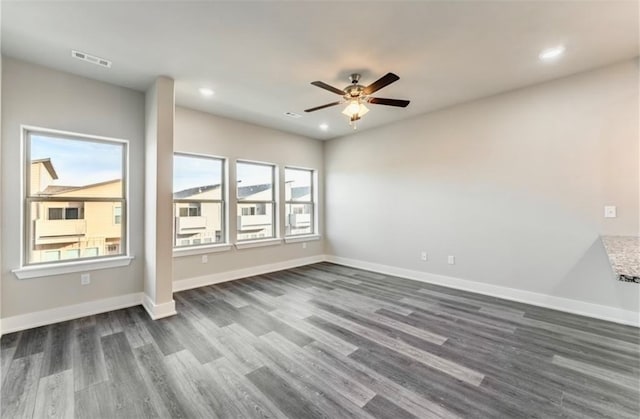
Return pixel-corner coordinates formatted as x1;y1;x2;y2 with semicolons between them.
284;166;315;237
173;152;227;250
12;256;134;279
236;159;278;242
20;126;130;270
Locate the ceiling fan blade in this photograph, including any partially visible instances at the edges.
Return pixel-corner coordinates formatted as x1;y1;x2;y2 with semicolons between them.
304;101;341;112
367;97;410;107
363;72;400;95
311;81;346;95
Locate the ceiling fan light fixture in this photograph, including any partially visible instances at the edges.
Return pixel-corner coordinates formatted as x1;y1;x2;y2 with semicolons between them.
342;100;369;118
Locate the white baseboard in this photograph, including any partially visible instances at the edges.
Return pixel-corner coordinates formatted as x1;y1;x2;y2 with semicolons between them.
326;255;640;327
0;292;144;335
3;253;634;336
173;254;326;292
142;294;177;320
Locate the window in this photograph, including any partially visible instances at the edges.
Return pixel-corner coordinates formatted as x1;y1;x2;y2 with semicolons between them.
25;129;126;266
237;161;275;241
49;207;83;220
114;206;122;224
285;167;314;236
48;208;63;220
173;153;225;248
106;244;119;254
179;203;201;217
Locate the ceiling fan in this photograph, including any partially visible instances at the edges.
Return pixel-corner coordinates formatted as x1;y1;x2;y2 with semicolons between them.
305;72;410;128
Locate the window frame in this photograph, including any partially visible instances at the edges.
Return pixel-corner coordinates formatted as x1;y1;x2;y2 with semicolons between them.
284;166;315;237
236;160;277;242
172;152;227;250
22;127;129;267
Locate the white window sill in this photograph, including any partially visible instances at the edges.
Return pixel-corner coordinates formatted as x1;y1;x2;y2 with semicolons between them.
235;238;283;250
284;234;321;244
173;243;232;257
12;256;134;280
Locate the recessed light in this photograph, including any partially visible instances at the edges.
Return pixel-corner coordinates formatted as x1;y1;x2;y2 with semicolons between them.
199;87;215;97
539;45;565;61
319;123;329;131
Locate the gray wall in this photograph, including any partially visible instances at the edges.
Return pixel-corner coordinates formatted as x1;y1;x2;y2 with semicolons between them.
324;60;640;312
1;58;146;317
173;106;324;282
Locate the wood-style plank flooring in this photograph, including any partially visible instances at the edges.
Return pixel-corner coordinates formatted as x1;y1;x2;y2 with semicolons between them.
1;262;639;418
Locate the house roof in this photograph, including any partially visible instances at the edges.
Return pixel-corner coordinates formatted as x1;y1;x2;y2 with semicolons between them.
173;184;221;199
238;184;271;199
32;158;58;180
175;183;272;199
173;183;308;199
38;179;121;196
41;185;79;195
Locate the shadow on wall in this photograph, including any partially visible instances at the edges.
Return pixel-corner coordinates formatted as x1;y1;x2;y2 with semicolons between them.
557;237;639;311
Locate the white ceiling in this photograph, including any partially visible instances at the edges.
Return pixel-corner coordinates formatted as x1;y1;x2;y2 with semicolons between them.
2;1;638;140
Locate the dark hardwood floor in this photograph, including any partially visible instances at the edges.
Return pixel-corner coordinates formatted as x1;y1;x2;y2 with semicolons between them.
1;262;639;418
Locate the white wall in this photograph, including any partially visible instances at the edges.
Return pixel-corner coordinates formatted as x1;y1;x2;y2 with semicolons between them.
173;106;324;284
0;11;3;330
1;58;145;318
325;60;640;314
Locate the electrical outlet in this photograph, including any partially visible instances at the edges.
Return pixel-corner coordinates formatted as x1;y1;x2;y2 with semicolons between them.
302;242;307;249
420;251;428;261
202;255;208;264
448;255;455;265
604;206;617;218
81;273;91;285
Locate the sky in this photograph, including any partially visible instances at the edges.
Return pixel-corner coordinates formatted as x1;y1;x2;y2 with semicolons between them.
236;162;274;189
285;167;311;188
174;154;223;192
32;134;311;192
31;135;122;186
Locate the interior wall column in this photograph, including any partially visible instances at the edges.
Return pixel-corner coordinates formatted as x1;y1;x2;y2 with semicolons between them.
143;76;176;319
0;24;4;335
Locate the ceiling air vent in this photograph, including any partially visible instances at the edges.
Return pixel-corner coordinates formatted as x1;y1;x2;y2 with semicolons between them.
71;50;112;68
284;112;302;118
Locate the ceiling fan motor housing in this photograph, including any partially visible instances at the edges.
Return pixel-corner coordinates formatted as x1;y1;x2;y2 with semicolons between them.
345;74;365;98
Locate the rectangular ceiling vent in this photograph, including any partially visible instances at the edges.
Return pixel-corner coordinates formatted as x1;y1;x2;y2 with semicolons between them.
284;112;302;118
71;50;112;68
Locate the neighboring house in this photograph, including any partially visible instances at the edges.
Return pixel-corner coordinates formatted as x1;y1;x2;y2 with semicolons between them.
173;184;223;245
172;182;313;244
29;159;123;263
173;183;276;243
30;158;314;258
285;181;312;236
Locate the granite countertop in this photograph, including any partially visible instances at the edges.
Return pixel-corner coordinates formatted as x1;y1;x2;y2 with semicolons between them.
601;236;639;283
